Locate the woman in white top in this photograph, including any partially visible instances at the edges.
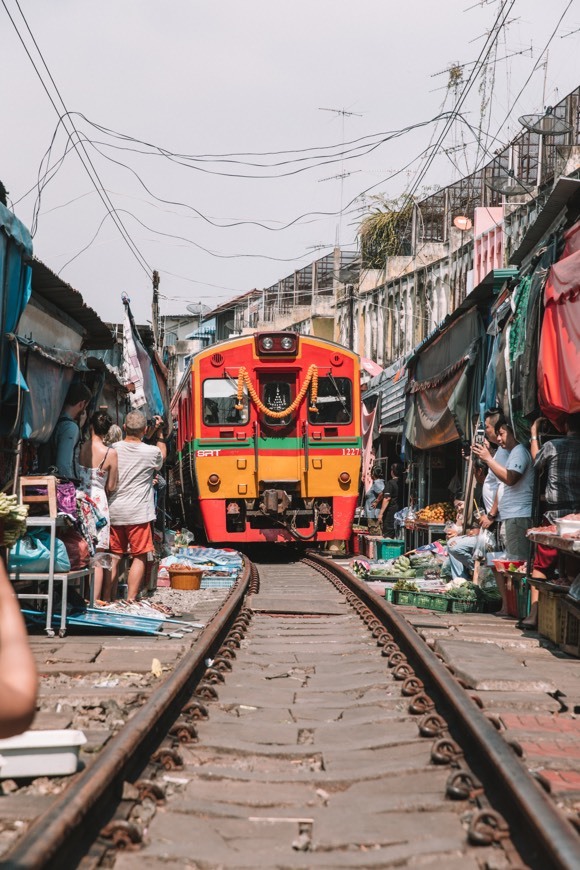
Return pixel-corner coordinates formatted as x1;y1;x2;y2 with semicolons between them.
78;411;118;601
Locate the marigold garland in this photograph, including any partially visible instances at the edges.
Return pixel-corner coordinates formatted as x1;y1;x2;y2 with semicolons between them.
235;364;319;418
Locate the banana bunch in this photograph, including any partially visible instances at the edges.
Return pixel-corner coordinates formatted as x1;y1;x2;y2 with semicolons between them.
391;555;414;577
0;494;29;547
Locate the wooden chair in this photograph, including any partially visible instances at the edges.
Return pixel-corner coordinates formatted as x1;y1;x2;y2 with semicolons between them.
19;476;58;518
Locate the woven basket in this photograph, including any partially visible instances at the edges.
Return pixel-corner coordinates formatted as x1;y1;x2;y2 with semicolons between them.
169;568;203;590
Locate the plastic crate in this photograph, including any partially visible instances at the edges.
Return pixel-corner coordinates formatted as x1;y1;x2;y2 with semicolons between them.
449;598;481;613
384;587;395;603
538;589;566;644
375;539;405;560
414;591;451;612
201;577;236;589
393;590;418;606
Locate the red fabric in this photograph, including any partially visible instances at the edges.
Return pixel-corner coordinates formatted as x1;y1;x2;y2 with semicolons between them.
538;221;580;430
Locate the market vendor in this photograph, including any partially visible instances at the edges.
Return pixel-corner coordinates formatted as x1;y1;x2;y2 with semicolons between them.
364;464;385;536
448;409;509;581
378;462;402;539
521;413;580;627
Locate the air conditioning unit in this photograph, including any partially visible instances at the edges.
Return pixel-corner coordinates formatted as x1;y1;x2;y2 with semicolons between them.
175;340;194;354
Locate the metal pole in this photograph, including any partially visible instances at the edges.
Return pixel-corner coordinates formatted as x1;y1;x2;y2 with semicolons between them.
347;284;354;351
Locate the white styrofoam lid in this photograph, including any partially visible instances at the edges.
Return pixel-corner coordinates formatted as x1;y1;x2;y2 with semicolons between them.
0;730;87;750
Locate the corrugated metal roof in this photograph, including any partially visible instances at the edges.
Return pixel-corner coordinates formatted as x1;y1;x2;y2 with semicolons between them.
202;289;261;321
509;176;580;266
31;259;114;349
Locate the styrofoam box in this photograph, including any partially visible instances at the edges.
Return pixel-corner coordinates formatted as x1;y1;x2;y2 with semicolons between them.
556;517;580;535
0;729;86;778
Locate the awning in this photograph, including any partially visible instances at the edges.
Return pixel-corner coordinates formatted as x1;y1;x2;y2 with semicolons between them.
363;357;407;434
538;219;580;429
405;307;485;449
0;202;32;410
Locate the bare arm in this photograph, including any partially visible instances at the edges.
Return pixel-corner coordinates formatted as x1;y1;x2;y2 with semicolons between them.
105;449;118;494
530;418;546;461
472;445;522;486
156;439;167;463
0;559;38;737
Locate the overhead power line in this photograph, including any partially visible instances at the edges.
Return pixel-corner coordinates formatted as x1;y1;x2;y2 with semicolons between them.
2;0;152;277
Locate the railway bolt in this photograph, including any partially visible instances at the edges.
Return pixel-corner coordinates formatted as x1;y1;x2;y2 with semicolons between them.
217;646;237;660
484;712;505;732
467;808;510;847
507;738;524;758
228;630;244;643
408;692;435;715
375;631;393;646
468;693;484;708
401;676;424;696
135;779;166;805
223;637;241;650
204;667;226;684
418;712;448;738
380;642;399;656
169;720;199;744
392;662;413;680
431;738;464;766
182;700;209;720
212;655;234;672
151;747;184;770
195;683;219;701
387;651;407;668
445;769;482;800
100;820;143;850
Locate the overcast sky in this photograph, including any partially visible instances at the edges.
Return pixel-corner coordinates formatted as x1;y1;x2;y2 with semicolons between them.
3;0;580;324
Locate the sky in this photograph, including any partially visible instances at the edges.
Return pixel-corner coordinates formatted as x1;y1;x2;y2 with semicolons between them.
3;0;580;325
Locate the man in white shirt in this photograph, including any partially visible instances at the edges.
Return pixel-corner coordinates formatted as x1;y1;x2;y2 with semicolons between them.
104;411;167;602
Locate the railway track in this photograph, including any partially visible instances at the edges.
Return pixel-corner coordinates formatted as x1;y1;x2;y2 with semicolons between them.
3;554;580;869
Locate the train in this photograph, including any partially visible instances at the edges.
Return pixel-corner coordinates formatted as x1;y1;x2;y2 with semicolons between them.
170;331;362;544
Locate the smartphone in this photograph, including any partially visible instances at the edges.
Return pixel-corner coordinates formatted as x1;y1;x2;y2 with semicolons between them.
474;425;486;448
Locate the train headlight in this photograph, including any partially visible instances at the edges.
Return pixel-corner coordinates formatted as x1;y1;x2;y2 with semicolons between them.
339;472;351;484
208;473;220;486
262;337;274;350
281;336;294;350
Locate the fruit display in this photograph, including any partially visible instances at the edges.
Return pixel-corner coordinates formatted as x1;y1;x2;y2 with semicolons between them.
393;579;419;592
416;502;455;524
0;494;29;547
368;555;415;578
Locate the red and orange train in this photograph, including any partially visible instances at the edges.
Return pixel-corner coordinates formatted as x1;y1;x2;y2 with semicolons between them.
171;331;361;544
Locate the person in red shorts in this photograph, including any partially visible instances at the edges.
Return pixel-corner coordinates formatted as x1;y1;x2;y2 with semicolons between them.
103;410;167;602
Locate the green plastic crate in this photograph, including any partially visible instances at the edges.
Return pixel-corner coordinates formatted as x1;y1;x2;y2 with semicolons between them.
375;538;405;560
384;587;395;603
414;592;451;612
393;590;418;606
449;598;481;613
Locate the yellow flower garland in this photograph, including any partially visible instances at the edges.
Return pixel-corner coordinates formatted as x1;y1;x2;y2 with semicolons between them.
235;365;319;418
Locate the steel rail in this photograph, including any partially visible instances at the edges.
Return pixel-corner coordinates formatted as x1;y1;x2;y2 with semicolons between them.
2;558;253;870
305;553;580;870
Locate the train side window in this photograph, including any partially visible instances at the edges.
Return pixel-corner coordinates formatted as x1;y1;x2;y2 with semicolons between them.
262;380;292;426
202;379;249;425
309;377;352;424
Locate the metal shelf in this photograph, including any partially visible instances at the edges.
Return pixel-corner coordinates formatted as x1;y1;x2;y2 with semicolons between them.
10;516;94;637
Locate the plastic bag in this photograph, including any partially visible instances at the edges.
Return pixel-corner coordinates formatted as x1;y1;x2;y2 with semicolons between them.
56;481;77;516
9;530;71;573
473;529;494;560
59;528;90;570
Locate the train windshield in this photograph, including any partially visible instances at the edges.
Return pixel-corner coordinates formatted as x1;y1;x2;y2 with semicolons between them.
202;379;249;425
261;380;292;426
308;376;352;424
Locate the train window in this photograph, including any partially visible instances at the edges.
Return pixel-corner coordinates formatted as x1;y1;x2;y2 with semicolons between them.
202;379;249;426
262;380;292;426
309;377;352;424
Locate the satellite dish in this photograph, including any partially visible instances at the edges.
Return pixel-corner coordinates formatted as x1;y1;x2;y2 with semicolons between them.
518;106;572;137
453;215;472;231
186;302;211;317
486;169;529;197
224;320;235;331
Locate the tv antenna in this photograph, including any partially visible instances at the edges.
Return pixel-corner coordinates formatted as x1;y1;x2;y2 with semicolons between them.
318;106;363;246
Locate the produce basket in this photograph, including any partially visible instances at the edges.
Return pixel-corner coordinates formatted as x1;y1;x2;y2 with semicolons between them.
537;588;566;644
168;568;203;590
393;590;418;606
414;591;450;612
449;598;482;614
375;538;405;560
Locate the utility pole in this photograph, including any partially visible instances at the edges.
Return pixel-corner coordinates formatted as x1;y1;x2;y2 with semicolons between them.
151;270;160;351
347;283;355;352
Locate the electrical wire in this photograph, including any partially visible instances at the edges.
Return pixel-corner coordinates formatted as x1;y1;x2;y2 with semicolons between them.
3;0;152;278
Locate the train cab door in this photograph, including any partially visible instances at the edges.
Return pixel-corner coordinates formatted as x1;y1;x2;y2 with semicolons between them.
256;372;301;491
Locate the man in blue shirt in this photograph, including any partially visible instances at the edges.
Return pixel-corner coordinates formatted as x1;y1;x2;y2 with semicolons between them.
53;383;92;480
